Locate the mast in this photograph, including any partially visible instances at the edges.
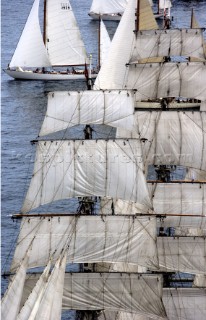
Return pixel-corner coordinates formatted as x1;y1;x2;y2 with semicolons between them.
135;0;139;32
98;16;101;69
43;0;47;45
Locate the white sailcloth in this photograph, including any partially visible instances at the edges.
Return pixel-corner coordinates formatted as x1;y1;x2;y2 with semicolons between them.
193;274;206;287
163;288;206;320
157;237;206;274
1;251;29;320
11;215;157;272
94;0;158;90
135;111;206;171
99;182;206;229
100;20;111;66
159;0;172;10
9;0;51;68
21;139;151;213
17;261;52;320
34;254;67;320
21;273;166;319
129;29;206;63
39;90;135;136
45;0;87;66
89;0;128;15
100;288;206;320
125;62;206;101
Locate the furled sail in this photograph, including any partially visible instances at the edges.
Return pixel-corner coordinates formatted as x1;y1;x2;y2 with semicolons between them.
94;0;158;90
39;90;135;136
135;111;206;171
125;62;206;101
11;215;157;272
21;273;167;319
21;139;151;213
9;0;51;68
129;29;206;63
46;0;88;66
157;237;206;274
100;20;111;66
89;0;128;15
1;251;29;320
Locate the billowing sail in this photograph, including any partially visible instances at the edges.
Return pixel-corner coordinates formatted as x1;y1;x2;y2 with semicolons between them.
149;183;206;228
89;0;128;15
100;20;111;66
46;0;87;66
21;139;151;213
125;62;206;101
11;215;157;272
9;0;51;68
157;237;206;274
21;273;166;319
94;0;158;90
1;251;29;320
129;29;206;63
39;90;135;136
99;288;206;320
135;111;206;171
17;261;51;320
99;183;206;229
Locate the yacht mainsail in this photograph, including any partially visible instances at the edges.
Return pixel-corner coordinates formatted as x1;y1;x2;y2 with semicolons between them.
9;0;87;69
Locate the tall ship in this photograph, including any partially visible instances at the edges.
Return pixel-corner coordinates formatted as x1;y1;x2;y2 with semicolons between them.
4;0;97;81
2;0;206;319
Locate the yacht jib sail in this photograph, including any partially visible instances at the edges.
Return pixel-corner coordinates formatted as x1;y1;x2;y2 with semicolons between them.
5;0;96;80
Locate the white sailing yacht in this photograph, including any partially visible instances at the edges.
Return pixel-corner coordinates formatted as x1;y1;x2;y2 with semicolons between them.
2;0;206;320
4;0;97;80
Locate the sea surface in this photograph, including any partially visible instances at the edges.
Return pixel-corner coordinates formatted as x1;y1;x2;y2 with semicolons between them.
1;0;206;318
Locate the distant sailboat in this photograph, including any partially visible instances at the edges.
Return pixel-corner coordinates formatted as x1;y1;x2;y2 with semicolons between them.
4;0;97;80
89;0;154;21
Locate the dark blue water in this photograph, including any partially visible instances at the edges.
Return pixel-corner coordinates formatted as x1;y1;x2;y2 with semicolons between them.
1;0;206;318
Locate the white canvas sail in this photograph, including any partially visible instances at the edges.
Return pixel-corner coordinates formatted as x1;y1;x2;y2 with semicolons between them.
11;215;157;272
157;237;206;274
129;29;206;63
125;62;206;101
89;0;128;15
99;182;206;229
100;20;111;66
100;288;206;320
9;0;51;68
94;0;158;90
1;251;29;320
193;274;206;287
21;139;151;213
159;0;172;10
33;254;67;320
135;111;206;171
46;0;87;66
21;273;166;319
39;90;135;136
163;288;206;320
17;261;51;320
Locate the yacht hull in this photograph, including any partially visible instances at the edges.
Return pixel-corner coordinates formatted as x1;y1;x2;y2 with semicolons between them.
4;69;97;81
89;12;163;21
